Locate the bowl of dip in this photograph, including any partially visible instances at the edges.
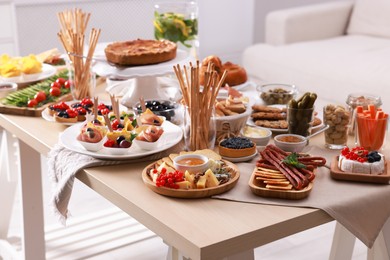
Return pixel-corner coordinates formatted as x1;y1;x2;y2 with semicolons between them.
0;82;17;99
274;134;307;152
240;125;272;146
173;154;209;174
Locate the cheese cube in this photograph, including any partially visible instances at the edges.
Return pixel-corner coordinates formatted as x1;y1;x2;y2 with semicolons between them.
204;169;219;188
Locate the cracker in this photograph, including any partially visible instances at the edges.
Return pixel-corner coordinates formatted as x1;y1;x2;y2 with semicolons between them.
193;149;222;161
266;184;293;190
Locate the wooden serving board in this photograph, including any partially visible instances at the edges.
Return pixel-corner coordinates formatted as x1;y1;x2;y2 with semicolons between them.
248;168;313;200
330;156;390;184
0;93;72;117
142;160;240;199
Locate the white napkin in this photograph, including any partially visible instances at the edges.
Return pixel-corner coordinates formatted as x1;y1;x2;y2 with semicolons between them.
48;142;184;225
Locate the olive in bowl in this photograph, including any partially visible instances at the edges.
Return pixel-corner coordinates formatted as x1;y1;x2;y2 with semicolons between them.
257;83;297;105
133;99;182;124
274;134;307;152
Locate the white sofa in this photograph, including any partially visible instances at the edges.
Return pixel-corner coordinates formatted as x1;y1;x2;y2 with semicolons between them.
242;0;390;112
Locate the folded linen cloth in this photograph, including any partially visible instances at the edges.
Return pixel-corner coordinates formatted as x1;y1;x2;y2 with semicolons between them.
212;146;390;248
48;142;183;225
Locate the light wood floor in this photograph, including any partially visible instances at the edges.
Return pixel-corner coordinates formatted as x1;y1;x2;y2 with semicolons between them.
6;156;368;260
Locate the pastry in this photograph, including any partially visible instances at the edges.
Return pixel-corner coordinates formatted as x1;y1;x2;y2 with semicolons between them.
104;39;177;66
222;61;247;86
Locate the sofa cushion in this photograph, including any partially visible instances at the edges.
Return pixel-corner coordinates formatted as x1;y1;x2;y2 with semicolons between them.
242;35;390;111
347;0;390;38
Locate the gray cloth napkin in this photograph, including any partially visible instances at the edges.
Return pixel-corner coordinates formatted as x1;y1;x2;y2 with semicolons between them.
48;142;184;225
212;146;390;248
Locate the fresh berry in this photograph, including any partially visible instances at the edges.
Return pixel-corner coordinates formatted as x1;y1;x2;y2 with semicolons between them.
104;139;116;147
155;169;184;189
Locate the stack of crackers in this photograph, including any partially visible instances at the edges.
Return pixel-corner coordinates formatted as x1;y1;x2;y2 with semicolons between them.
253;166;292;190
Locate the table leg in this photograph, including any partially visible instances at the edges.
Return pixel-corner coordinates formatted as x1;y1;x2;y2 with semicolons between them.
18;139;46;260
329;222;355;260
368;231;390;260
0;129;19;240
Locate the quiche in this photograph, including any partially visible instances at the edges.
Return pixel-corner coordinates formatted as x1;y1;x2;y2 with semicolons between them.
104;39;177;66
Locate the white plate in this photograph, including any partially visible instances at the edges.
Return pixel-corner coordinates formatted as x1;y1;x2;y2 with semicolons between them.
217;81;256;97
59;120;183;160
222;151;258;163
42;100;128;126
92;43;194;78
247;104;323;133
0;64;56;84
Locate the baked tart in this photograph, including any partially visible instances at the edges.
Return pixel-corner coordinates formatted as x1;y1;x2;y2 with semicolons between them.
104;39;177;66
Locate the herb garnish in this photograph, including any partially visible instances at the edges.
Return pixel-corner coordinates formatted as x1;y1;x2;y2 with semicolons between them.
282;153;307;169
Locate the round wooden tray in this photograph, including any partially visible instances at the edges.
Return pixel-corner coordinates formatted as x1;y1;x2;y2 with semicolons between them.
142;160;240;198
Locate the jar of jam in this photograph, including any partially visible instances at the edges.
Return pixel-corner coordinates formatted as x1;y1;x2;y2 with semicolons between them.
346;93;382;135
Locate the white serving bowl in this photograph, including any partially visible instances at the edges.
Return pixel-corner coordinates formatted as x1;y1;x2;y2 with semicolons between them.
240;125;272;146
0;82;17;98
173;154;209;174
274;134;307;152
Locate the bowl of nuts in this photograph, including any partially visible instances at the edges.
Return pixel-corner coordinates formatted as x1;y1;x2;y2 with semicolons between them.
257;83;297;105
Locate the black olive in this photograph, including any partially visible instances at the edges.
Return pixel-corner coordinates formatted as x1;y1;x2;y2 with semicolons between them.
116;135;126;144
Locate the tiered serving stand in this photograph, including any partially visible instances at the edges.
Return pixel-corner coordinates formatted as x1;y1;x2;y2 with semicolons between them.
92;43;194;106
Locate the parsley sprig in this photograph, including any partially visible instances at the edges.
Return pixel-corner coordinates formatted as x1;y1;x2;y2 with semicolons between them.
282;153;307;169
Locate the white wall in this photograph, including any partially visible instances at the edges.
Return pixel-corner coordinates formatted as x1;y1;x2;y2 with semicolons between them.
4;0;346;65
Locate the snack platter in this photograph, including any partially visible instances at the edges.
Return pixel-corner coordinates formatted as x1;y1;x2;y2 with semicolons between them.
248;168;313;200
142;159;240;198
0;93;72;117
59;120;183;160
330;156;390;184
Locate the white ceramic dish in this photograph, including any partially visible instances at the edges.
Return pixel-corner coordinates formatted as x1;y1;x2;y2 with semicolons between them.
60;120;182;160
0;82;17;98
221;151;258;163
274;134;307;153
240;125;272;146
77;137;105;152
0;64;56;84
173;154;209;174
133;137;163;151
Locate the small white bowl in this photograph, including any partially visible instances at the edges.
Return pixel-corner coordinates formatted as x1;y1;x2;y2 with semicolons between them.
240;125;272;146
274;134;307;152
0;82;17;98
78;137;105;152
173;154;209;174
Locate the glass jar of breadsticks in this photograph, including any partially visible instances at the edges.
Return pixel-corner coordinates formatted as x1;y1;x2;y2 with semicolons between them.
57;8;101;100
173;61;226;151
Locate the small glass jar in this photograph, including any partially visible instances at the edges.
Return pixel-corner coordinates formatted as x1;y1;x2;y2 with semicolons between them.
346;93;382;135
323;104;350;149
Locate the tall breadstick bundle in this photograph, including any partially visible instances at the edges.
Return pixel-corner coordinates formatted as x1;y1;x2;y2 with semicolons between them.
57;8;101;100
173;61;227;151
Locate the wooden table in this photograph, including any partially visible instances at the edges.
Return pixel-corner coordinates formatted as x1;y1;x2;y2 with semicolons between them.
0;83;388;260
